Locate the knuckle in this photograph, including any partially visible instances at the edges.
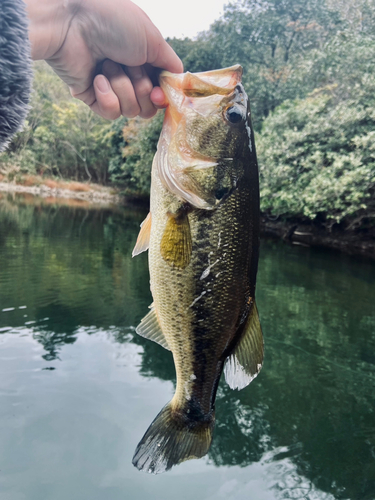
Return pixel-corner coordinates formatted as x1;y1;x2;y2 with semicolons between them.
122;106;140;119
120;100;141;118
140;107;157;119
98;99;121;120
107;109;121;120
71;90;95;107
98;108;120;121
135;78;154;99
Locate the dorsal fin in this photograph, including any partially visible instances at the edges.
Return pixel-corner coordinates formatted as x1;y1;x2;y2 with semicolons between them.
136;303;170;351
224;302;264;390
132;212;151;257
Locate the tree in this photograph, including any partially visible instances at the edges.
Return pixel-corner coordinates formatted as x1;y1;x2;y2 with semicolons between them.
173;0;343;123
0;62;111;183
257;36;375;227
108;112;164;198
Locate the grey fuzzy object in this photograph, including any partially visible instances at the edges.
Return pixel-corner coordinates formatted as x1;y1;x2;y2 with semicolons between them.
0;0;33;152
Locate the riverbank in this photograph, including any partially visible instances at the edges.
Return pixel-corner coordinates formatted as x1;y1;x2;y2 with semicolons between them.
261;218;375;261
0;178;373;260
0;177;122;205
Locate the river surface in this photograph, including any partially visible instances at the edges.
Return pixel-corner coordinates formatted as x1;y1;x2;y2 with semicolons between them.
0;193;374;500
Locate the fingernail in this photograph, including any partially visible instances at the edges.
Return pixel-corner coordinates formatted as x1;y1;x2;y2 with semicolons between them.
95;75;110;94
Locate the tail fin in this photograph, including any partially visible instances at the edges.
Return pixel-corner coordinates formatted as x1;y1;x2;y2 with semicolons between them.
132;402;214;474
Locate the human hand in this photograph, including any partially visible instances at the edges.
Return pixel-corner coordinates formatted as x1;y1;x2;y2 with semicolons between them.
25;0;182;119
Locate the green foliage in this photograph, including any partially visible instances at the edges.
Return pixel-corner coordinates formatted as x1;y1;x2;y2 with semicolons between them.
107;4;375;226
257;78;375;224
168;37;223;74
171;0;344;124
108;112;164;198
0;62;111;183
1;0;375;230
105;116;128;185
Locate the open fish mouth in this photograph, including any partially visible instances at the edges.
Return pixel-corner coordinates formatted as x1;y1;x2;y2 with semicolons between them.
155;66;250;210
159;65;244;122
159;65;243;96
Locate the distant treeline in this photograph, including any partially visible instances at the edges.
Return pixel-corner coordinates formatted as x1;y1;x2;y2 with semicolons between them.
1;0;374;230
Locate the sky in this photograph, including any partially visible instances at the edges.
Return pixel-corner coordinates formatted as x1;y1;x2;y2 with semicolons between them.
132;0;231;39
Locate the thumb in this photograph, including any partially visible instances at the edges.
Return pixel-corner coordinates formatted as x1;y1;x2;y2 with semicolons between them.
148;37;184;74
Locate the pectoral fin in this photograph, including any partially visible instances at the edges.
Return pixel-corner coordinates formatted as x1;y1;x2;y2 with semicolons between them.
160;209;192;269
224;302;264;390
132;213;151;257
136;303;170;351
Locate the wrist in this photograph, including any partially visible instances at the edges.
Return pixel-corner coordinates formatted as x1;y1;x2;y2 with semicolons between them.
23;0;77;60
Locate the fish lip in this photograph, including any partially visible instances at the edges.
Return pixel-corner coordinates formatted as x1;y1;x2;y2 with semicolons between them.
159;71;247;124
159;65;243;81
158;65;244;98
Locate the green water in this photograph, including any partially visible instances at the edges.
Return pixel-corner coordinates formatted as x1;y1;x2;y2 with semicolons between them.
0;193;374;500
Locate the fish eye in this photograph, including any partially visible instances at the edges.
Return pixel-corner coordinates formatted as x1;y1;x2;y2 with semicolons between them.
225;106;244;125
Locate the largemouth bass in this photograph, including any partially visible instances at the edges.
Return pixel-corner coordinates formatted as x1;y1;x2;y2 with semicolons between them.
132;65;263;474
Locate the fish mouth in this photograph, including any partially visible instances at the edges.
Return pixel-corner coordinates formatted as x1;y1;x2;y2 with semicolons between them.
159;65;243;100
155;66;247;210
158;65;245;129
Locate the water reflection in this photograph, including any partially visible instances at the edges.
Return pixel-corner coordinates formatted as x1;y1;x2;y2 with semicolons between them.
1;193;374;500
0;193;151;359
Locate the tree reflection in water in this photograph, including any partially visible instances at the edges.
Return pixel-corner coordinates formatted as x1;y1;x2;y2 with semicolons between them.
1;194;374;500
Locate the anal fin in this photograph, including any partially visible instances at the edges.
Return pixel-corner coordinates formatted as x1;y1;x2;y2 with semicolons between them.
136;303;170;351
224;302;264;390
132;213;151;257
